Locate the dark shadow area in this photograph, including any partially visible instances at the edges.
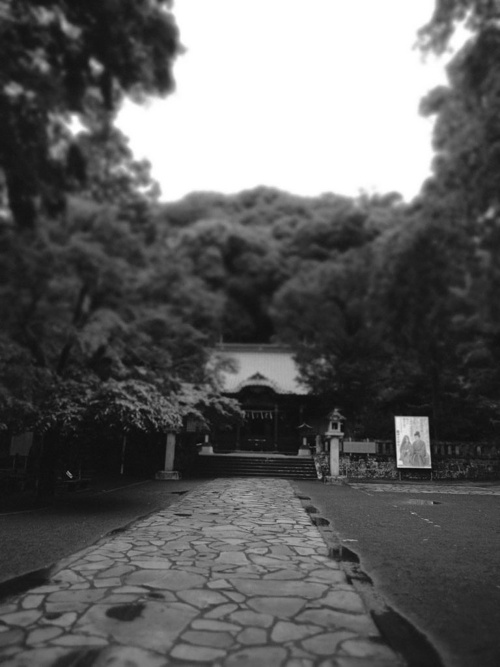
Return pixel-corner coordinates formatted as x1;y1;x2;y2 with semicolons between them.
53;648;101;667
311;516;330;526
373;607;444;667
328;542;441;666
0;566;52;601
329;545;360;564
106;603;145;622
304;505;318;513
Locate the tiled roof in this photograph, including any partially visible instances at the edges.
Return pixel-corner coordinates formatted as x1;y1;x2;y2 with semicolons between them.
213;344;309;395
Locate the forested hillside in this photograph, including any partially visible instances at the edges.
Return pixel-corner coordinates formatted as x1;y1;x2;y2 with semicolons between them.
2;0;500;462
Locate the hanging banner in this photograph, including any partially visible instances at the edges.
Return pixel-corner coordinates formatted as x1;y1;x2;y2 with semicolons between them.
394;416;432;469
245;410;274;420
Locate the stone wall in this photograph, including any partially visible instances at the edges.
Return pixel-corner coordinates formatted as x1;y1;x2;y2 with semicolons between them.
314;441;500;481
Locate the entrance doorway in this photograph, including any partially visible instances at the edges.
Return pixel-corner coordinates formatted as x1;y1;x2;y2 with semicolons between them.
238;407;277;451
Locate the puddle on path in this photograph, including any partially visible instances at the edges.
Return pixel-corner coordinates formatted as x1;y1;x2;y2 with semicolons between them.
403;499;442;506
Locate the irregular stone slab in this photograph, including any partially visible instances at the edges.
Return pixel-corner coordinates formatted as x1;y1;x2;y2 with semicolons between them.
93;577;122;588
224;646;288;666
237;627;268;645
307;568;347;584
6;647;77;667
125;570;206;590
228;610;274;628
214;552;250;565
112;586;149;594
170;643;226;662
21;595;44;610
262;570;306;580
249;554;294;567
76;601;198;653
340;637;401;660
177;589;229;608
95;565;135;578
224;592;245;603
246;597;306;618
128;559;171;570
41;611;78;627
204;603;239;619
0;610;42;627
318;590;367;614
26;626;63;645
27;586;62;594
52;570;87;584
192;619;240;632
73;560;115;571
182;629;234;648
229;578;326;599
92;645;170;667
207;579;231;589
0;604;17;615
52;634;108;647
297;608;379;635
47;590;105;605
271;620;322;642
302;630;356;655
0;628;24;648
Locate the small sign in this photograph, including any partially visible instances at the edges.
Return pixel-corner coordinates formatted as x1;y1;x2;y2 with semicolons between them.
395;416;431;469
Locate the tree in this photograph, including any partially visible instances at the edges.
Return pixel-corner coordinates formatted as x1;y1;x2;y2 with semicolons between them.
413;0;500;435
417;0;500;55
0;0;180;227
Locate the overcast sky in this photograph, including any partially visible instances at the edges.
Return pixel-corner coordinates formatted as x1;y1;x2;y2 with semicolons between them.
118;0;452;203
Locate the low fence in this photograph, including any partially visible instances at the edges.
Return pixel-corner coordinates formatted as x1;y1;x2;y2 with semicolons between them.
314;441;500;481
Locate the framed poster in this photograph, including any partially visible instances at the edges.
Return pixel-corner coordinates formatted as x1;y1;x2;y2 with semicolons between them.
395;416;431;469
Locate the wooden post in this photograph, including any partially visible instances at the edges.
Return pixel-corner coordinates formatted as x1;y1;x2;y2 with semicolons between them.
120;434;127;475
274;404;279;451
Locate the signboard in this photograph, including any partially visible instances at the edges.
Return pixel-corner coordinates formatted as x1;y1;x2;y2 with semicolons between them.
343;441;377;454
395;416;431;469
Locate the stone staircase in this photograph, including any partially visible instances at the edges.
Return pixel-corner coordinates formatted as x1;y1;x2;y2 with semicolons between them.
192;454;318;480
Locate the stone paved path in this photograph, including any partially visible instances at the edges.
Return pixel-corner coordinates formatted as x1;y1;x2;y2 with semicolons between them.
0;478;404;667
350;483;500;495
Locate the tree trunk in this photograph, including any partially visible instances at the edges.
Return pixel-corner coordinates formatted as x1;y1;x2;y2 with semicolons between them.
35;431;58;498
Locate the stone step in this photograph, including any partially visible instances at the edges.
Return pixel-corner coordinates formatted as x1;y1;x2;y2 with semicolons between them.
193;455;318;479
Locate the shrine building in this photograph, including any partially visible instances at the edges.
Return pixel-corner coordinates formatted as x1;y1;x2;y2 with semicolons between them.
210;343;324;454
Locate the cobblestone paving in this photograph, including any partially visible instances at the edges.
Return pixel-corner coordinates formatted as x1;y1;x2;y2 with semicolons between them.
0;478;404;666
350;483;500;495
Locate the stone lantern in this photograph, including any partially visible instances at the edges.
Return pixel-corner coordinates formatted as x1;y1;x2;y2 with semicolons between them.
199;428;214;455
325;408;345;478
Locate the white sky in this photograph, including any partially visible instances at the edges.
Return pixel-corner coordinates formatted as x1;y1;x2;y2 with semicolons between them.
118;0;453;203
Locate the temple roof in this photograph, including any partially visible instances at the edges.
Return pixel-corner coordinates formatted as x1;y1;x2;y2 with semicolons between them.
213;344;309;395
